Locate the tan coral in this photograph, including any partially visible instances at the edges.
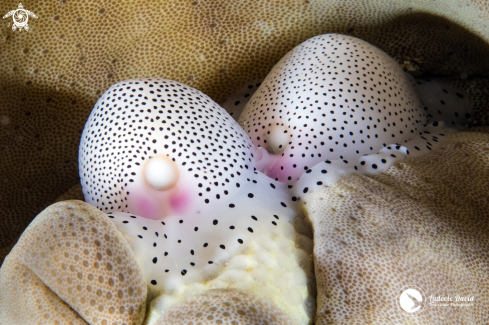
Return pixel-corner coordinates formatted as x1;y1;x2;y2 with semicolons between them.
0;257;89;325
53;183;85;203
453;78;489;125
0;200;147;325
305;129;489;324
0;183;83;266
2;0;489;249
153;289;296;325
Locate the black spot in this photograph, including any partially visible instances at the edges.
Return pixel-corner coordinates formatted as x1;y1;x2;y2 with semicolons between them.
237;238;243;244
152;257;157;264
248;193;254;198
151;280;157;285
372;164;378;169
220;244;226;249
248;227;254;233
229;203;235;208
303;187;309;193
181;269;187;276
213;219;218;225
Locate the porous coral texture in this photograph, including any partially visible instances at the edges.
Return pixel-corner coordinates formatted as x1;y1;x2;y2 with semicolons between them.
54;183;85;203
0;200;147;325
306;129;489;324
0;183;83;266
453;78;489;126
2;0;489;250
153;289;295;325
0;257;88;325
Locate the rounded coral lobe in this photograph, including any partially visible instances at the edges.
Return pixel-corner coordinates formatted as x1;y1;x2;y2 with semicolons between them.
153;289;296;325
238;33;427;184
79;78;256;217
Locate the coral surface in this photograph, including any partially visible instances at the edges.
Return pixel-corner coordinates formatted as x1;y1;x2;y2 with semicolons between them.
0;200;147;325
1;1;489;323
307;129;489;324
2;0;489;249
153;289;296;325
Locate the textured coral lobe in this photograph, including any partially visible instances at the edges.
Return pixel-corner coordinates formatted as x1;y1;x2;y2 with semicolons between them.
0;257;88;325
153;289;295;325
306;129;489;324
0;200;147;325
